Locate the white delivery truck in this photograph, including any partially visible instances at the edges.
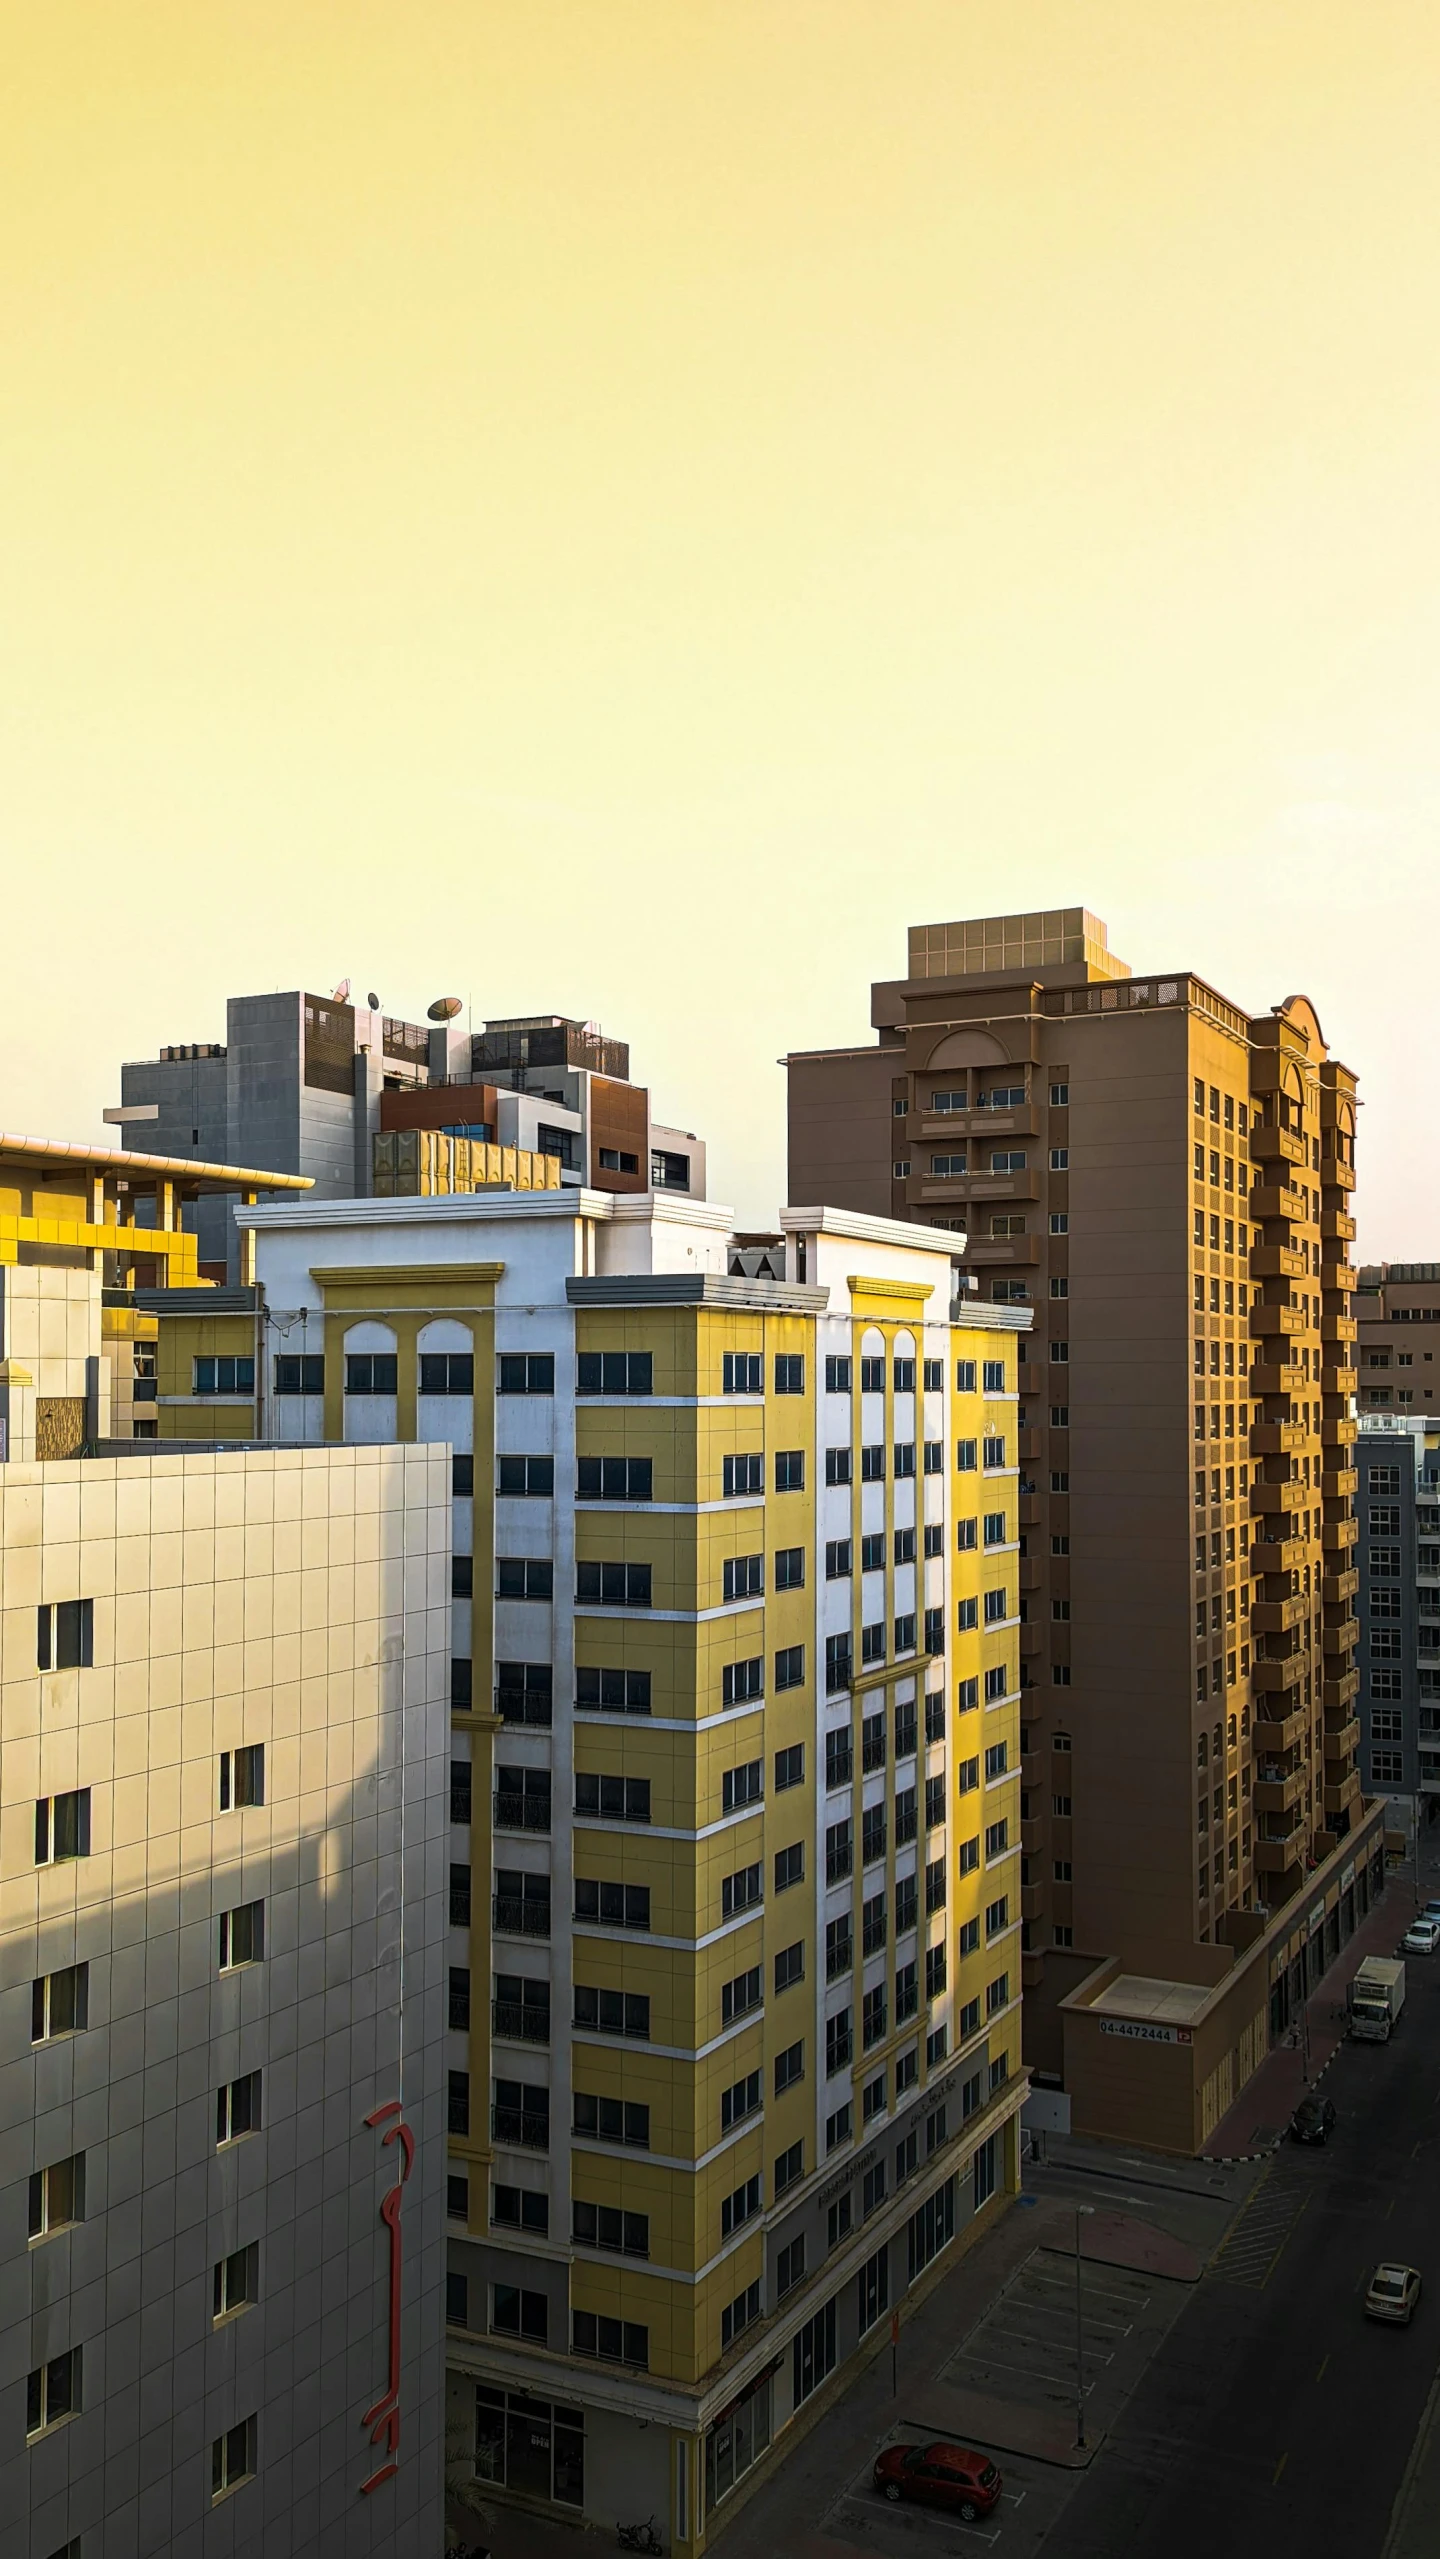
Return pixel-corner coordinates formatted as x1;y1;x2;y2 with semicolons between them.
1348;1956;1406;2043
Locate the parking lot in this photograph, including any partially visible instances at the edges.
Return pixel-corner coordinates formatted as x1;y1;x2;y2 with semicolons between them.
819;2429;1077;2559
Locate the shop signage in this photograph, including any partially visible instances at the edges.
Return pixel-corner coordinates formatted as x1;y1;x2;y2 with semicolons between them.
1099;2019;1192;2046
1309;1901;1326;1933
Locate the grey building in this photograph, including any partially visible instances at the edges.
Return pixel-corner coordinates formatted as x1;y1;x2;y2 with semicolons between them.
108;995;706;1279
1356;1418;1440;1809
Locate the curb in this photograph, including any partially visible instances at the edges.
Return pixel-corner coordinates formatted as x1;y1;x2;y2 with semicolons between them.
1200;2035;1345;2164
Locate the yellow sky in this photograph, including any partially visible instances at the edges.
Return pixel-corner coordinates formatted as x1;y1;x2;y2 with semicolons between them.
3;3;1437;1239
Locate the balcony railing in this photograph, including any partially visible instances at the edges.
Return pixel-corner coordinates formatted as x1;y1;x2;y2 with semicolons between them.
491;2106;549;2150
493;2000;551;2043
493;1895;551;1937
494;1793;552;1831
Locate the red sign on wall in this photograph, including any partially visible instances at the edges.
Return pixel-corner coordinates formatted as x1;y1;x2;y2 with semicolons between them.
360;2100;415;2495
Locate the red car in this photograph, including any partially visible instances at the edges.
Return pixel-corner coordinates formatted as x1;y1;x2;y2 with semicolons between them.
873;2441;1003;2520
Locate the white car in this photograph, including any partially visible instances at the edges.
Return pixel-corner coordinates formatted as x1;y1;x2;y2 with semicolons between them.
1365;2263;1422;2325
1403;1919;1440;1955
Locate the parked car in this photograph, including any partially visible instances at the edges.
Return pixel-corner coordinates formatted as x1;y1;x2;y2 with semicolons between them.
873;2443;1003;2520
1402;1919;1440;1956
1290;2094;1337;2145
1365;2264;1422;2326
1421;1900;1440;1924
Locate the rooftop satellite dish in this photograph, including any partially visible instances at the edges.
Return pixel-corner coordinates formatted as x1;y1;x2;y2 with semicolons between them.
367;992;381;1013
428;995;463;1022
332;978;351;1003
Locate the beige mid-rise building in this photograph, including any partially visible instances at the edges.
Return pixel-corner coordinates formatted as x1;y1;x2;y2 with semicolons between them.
787;910;1384;2151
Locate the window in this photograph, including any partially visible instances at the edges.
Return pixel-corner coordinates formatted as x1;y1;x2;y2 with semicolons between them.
492;2184;550;2237
498;1455;555;1497
452;1453;475;1497
31;1962;88;2045
862;2159;887;2214
776;2235;807;2300
722;2281;762;2349
983;1435;1006;1467
775;1544;806;1591
860;1444;886;1482
825;1447;853;1487
576;1878;650;1930
984;1588;1009;1625
959;1917;979;1955
958;1756;980;1794
723;1553;765;1603
775;1941;805;1993
895;1959;918;2022
574;2090;650;2148
723;1656;764;1707
652;1148;691;1188
775;1450;805;1491
576;1560;651;1606
826;1818;853;1883
957;1518;977;1553
213;2241;260;2322
721;2069;763;2131
419;1351;474;1395
448;2272;470;2328
827;2119;854;2174
775;1353;805;1394
984;1740;1008;1781
723;1451;765;1497
973;2133;998;2206
721;1962;763;2025
722;1352;763;1395
578;1456;653;1501
862;1804;887;1865
932;1152;967;1176
825;1633;853;1693
1050;1213;1069;1234
721;2175;763;2238
209;2413;257;2502
579;1351;653;1396
825;1355;853;1392
826;2009;853;2074
774;1647;806;1700
452;1554;474;1599
775;1743;805;1794
986;1896;1009;1938
986;1972;1010;2016
218;1900;264;1971
862;1621;886;1666
857;2246;890;2334
216;2071;262;2146
894;1441;917;1479
492;2284;549;2341
927;2024;949;2066
573;2312;648;2368
990;1151;1026;1173
863;1985;888;2048
722;1862;763;1919
774;1842;805;1893
274;1353;324;1394
926;1941;948;1998
575;1773;650;1823
577;1665;649;1715
775;2139;804;2195
194;1355;256;1397
450;2070;473;2137
28;2150;84;2240
496;1556;552;1602
34;1789;91;1865
793;2299;838;2406
497;1351;555;1394
36;1601;93;1673
343;1353;394;1396
722;1758;764;1815
1372;1750;1404;1785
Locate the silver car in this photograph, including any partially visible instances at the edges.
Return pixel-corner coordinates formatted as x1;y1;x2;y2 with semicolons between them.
1365;2264;1421;2325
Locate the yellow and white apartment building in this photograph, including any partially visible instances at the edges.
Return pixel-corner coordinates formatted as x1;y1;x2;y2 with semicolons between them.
145;1183;1033;2551
0;1135;449;2557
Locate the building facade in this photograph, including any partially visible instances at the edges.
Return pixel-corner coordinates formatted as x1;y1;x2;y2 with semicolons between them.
787;909;1381;2146
0;1138;449;2557
109;997;706;1278
1356;1263;1440;1415
1355;1417;1440;1810
148;1186;1030;2552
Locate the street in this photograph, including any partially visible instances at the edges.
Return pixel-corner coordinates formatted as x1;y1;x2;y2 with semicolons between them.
1050;1900;1440;2559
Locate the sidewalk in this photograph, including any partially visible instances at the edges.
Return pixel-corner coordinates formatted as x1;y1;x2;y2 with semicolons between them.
1202;1880;1409;2160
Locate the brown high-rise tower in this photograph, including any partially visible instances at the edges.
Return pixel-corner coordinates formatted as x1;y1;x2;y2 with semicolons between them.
788;909;1383;2150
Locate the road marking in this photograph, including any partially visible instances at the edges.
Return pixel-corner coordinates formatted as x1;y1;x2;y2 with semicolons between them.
1315;2354;1329;2383
1273;2453;1288;2487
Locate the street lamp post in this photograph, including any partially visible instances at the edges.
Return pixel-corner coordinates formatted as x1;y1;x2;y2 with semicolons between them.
1074;2205;1095;2449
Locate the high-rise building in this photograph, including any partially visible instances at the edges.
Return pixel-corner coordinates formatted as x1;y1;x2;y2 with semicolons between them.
787;909;1384;2150
1356;1263;1440;1413
0;1134;449;2555
1355;1416;1440;1811
108;995;706;1277
146;1182;1029;2553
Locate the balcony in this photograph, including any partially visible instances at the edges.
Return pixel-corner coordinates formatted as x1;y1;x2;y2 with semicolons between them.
1251;1419;1307;1456
1324;1714;1360;1757
1320;1362;1358;1397
917;1104;1040;1142
1323;1157;1357;1193
1321;1467;1358;1500
491;2105;549;2151
1322;1315;1358;1346
1251;1124;1308;1168
1250;1244;1309;1281
1021;1882;1046;1924
1018;1362;1043;1398
1254;1768;1307;1817
1251;1303;1305;1339
1323;1518;1358;1555
493;1895;551;1938
1254;1654;1305;1695
1323;1262;1359;1293
1018;1426;1043;1463
1322;1567;1359;1606
1254;1706;1308;1755
1323;1667;1360;1711
492;1999;551;2044
1321;1209;1357;1242
966;1236;1043;1268
1019;1492;1041;1528
1250;1182;1306;1221
1323;1617;1359;1656
1251;1361;1308;1398
919;1169;1042;1207
1251;1534;1305;1574
1324;1770;1362;1821
1321;1415;1358;1449
1252;1479;1305;1518
1250;1594;1308;1636
1254;1835;1305;1880
494;1791;552;1833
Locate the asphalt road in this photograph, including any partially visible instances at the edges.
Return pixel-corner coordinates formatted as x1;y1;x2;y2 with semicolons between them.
1050;1920;1440;2557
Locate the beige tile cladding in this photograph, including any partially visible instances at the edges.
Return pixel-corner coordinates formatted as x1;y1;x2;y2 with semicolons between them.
0;1442;452;2559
